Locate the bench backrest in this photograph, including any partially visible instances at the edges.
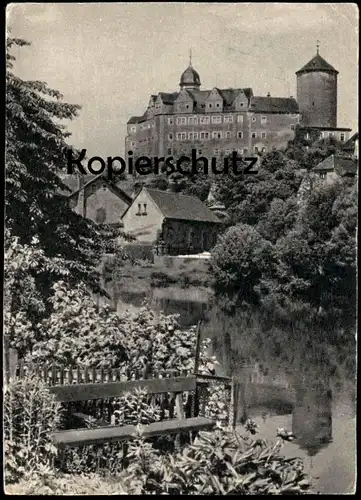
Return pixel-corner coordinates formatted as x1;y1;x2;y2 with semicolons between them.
49;375;197;403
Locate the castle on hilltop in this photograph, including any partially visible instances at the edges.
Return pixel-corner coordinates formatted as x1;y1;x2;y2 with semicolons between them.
125;47;352;159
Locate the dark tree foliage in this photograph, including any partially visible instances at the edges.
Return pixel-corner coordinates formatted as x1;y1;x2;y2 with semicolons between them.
6;37;125;296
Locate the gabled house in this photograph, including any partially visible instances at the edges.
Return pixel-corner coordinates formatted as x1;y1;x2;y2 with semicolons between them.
62;174;133;227
121;187;223;255
312;154;358;183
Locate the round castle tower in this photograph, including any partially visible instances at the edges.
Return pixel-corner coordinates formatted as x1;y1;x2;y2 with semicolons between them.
296;47;338;128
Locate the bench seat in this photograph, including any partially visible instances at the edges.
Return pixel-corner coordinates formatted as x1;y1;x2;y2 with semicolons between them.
52;416;216;448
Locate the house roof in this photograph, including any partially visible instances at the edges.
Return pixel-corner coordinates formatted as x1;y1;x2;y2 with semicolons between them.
313;155;358;176
127;188;222;223
296;54;338;74
342;132;358;151
68;174;133;205
249;96;299;114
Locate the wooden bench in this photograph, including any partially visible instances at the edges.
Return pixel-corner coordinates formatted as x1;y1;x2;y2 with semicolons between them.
50;374;222;449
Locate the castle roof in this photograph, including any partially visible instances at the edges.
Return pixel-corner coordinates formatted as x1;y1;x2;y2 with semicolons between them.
128;115;146;124
249;96;299;114
179;64;201;87
127;187;222;224
296;54;338;74
129;89;299;123
159;92;179;104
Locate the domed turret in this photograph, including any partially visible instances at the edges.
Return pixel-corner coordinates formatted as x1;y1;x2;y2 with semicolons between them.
296;44;338;128
179;50;201;90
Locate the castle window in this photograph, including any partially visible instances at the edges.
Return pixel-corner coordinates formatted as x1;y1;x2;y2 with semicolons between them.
224;115;233;123
290;124;295;130
319;173;326;179
168;147;172;155
208;103;212;108
188;116;198;125
225;149;231;156
168;133;173;140
200;116;210;124
177;117;187;125
237;115;244;123
188;132;198;140
211;116;222;124
130;126;136;133
340;133;345;142
261;116;267;124
252;116;257;122
142;204;147;215
198;149;202;155
240;103;244;107
261;132;267;139
212;131;222;139
200;131;210;140
225;131;232;139
251;132;257;138
136;203;142;215
168;118;173;125
186;104;190;109
237;131;243;139
176;132;187;140
305;132;310;140
254;146;259;153
216;103;220;108
131;141;136;148
214;149;220;156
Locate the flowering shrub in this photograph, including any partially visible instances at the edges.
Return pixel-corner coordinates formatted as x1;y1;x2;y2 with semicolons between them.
119;425;312;495
25;282;218;378
111;387;162;426
5;469;128;495
4;375;62;484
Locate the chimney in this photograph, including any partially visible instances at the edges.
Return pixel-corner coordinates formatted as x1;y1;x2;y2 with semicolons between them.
77;174;86;218
267;92;271;97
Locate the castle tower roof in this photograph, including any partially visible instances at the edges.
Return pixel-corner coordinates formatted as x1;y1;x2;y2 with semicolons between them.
296;53;338;75
179;64;201;89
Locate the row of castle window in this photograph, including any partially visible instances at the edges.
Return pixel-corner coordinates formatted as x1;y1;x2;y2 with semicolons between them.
166;147;266;156
130;115;299;133
130;130;270;148
172;115;248;125
172;131;268;140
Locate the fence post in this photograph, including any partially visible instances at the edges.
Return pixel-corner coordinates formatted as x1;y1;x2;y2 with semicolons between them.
191;321;202;421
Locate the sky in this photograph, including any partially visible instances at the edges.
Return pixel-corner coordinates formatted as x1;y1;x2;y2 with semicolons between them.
7;2;359;158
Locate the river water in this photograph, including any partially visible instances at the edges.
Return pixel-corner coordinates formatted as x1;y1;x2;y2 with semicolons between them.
105;286;356;494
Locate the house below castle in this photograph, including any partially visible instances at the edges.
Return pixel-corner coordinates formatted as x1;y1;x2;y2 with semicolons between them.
121;187;223;255
61;174;133;226
297;132;358;204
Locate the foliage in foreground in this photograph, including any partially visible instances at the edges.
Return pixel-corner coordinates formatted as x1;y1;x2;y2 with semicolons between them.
6;426;312;495
4;375;61;484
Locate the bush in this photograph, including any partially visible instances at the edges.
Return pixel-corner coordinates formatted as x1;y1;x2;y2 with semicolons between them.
5;471;129;495
120;425;312;494
123;243;154;263
4;375;62;484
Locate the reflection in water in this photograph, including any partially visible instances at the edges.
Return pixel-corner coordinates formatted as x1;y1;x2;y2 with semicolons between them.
108;286;355;493
292;377;333;457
